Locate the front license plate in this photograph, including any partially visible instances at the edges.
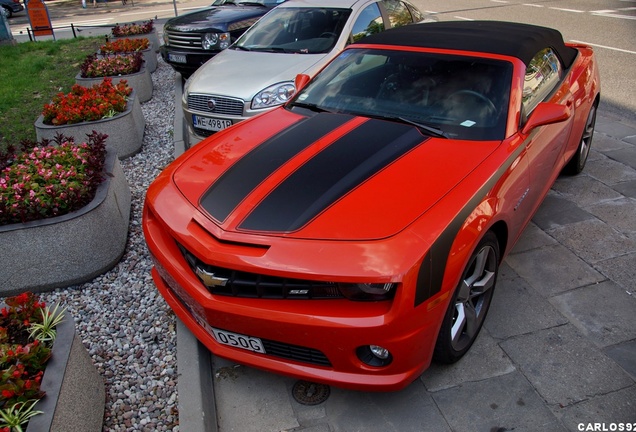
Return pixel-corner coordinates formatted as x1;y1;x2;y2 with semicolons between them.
193;115;232;132
168;53;187;63
211;328;266;354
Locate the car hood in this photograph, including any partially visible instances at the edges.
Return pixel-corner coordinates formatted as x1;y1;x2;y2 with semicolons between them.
173;109;499;240
186;48;329;100
164;6;268;32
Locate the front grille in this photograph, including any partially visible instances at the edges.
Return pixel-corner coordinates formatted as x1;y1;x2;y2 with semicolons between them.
165;29;203;50
261;339;331;366
180;246;344;300
187;93;244;116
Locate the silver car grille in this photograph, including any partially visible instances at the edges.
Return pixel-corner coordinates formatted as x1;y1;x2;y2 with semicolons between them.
187;94;244;116
165;29;203;49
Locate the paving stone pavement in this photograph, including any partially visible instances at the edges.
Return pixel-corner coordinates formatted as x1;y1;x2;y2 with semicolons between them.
180;112;636;432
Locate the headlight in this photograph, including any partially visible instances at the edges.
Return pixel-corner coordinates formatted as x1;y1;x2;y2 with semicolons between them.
202;32;230;50
338;282;396;301
251;82;296;110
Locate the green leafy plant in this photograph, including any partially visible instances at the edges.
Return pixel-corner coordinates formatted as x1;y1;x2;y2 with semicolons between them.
79;52;144;78
28;304;67;344
0;132;108;226
0;293;65;430
41;78;132;125
111;19;154;36
0;399;43;432
100;37;150;53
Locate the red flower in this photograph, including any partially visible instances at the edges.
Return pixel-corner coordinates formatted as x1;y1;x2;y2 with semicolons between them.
1;390;14;398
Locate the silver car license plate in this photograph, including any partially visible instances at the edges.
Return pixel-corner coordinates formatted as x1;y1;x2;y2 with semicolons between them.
168;53;187;63
211;328;266;353
193;115;232;132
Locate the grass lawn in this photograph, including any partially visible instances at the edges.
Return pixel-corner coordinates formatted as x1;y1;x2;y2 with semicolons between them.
0;37;104;153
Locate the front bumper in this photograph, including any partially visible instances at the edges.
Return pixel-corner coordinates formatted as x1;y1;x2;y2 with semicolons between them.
143;200;444;391
160;46;218;75
182;93;279;147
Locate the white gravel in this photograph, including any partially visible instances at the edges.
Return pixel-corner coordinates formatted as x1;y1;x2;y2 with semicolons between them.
40;56;181;431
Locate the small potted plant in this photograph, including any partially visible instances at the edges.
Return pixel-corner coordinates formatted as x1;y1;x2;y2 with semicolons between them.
34;78;145;158
0;133;131;293
111;20;160;53
100;37;156;72
75;52;153;103
0;292;105;431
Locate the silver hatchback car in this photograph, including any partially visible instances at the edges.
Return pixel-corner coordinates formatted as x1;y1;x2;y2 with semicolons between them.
182;0;430;146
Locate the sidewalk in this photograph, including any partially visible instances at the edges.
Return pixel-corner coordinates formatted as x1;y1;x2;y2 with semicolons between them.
173;73;636;431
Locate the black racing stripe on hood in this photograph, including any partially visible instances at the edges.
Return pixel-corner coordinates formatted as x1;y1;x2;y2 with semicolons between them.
239;119;426;233
200;113;354;222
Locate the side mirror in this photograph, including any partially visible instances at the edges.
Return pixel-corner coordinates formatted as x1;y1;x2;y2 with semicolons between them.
295;74;311;93
522;102;571;135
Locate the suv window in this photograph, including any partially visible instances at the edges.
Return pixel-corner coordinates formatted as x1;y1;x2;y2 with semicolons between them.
351;3;384;43
522;48;563;116
382;0;414;28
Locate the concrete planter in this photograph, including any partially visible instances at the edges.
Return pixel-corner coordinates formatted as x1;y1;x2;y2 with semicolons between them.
112;30;160;53
75;64;153;103
141;45;157;73
26;312;105;432
34;92;145;159
0;150;131;295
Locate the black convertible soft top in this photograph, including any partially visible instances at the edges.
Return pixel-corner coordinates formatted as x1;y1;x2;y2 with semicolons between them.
357;21;578;68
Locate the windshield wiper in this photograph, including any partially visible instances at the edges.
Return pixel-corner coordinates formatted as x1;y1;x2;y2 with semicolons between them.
234;45;252;51
347;111;449;138
396;116;449;138
250;47;291;53
237;1;267;6
290;101;336;114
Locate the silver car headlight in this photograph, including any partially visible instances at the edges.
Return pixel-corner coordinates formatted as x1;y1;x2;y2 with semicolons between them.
252;82;296;110
202;32;230;50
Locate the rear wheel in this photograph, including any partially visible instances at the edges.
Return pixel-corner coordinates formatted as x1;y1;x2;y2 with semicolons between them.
563;99;598;175
433;231;499;364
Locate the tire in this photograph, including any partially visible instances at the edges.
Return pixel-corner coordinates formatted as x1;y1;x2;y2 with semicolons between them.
563;99;598;175
433;231;500;364
2;6;12;18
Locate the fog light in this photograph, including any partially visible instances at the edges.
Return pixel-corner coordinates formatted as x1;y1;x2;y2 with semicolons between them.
356;345;393;367
370;345;390;359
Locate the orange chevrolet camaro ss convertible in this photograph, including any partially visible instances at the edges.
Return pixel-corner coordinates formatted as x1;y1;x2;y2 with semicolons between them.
143;21;600;391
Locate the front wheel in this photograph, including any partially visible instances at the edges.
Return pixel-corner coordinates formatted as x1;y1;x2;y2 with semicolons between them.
433;231;500;364
563;99;598;175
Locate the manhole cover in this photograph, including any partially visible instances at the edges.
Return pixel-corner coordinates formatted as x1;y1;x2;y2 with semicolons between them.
292;380;330;405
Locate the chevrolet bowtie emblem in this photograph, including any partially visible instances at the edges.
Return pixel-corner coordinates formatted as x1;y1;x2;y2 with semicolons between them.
195;267;229;288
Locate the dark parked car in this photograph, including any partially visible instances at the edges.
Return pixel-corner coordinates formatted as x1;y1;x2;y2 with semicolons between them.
1;0;23;18
161;0;284;77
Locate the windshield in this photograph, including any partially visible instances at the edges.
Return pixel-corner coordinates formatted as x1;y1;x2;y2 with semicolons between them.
234;7;351;54
290;49;513;140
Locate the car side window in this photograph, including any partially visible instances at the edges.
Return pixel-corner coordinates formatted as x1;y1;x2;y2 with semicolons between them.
350;3;384;43
522;48;563;116
381;0;415;28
